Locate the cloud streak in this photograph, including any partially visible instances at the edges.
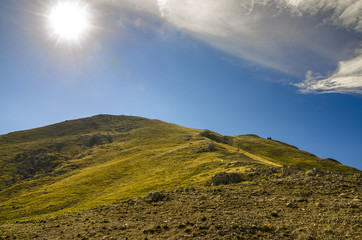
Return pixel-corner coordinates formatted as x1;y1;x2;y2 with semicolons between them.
97;0;362;94
284;0;362;32
295;50;362;94
282;0;362;94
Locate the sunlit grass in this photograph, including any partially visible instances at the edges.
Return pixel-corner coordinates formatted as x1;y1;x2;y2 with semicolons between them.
0;115;358;221
233;134;357;173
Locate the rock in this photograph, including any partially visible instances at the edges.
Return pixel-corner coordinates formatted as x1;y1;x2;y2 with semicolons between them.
280;165;304;177
212;172;243;186
306;168;326;177
144;192;167;203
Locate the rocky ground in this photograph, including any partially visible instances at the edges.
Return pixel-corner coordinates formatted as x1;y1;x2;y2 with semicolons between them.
0;167;361;240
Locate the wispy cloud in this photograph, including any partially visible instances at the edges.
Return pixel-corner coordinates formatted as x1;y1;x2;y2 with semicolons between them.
295;50;362;94
97;0;362;94
283;0;362;32
282;0;362;94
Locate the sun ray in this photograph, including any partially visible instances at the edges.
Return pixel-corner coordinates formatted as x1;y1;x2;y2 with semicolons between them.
47;1;91;44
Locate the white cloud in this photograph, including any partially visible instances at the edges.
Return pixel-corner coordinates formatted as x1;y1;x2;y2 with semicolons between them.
279;0;362;94
154;0;362;74
296;50;362;94
283;0;362;32
94;0;160;16
96;0;362;94
281;0;362;94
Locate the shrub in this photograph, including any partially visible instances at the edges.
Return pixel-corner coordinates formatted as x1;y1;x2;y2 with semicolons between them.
271;212;279;218
196;143;218;153
199;130;233;145
261;223;272;232
178;224;186;229
86;134;112;147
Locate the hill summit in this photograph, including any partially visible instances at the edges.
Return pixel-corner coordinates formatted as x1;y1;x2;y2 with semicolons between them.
0;115;360;239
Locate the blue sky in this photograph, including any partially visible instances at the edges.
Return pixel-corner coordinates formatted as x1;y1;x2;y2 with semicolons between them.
0;0;361;170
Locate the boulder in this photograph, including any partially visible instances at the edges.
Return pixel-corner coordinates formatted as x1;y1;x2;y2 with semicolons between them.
212;172;243;186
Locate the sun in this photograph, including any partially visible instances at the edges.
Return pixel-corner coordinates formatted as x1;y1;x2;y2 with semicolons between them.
47;1;91;43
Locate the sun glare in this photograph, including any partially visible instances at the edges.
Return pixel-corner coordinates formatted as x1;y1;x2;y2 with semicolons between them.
47;1;91;43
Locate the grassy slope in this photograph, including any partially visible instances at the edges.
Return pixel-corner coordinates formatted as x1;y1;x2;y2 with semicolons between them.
2;170;360;240
233;134;358;173
0;115;358;221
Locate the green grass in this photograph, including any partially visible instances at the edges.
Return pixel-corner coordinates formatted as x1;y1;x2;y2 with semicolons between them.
0;114;359;221
233;134;358;173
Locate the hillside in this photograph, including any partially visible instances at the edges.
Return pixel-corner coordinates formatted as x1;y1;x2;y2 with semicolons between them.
1;167;360;239
0;114;360;225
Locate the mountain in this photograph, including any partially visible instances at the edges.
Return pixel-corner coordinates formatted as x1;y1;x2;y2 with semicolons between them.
0;114;360;225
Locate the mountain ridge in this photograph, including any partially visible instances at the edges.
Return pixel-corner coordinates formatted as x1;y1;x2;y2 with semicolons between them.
0;114;359;222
